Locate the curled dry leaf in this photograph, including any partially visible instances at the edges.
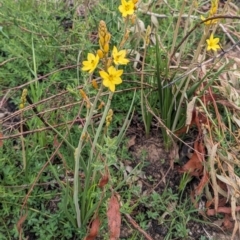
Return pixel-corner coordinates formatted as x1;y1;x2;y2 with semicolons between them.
195;171;209;196
223;214;234;230
98;174;109;188
17;213;27;234
195;140;205;162
180;139;205;177
0;132;3;147
180;152;203;177
186;96;197;127
207;206;240;216
53;135;60;148
127;135;136;149
129;19;145;34
129;50;142;71
84;217;100;240
177;109;208;135
107;194;121;240
151;15;159;29
232;114;240;128
209;143;219;212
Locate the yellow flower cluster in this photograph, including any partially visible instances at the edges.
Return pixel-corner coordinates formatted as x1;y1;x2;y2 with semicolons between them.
19;89;28;109
98;20;111;59
81;20;130;92
201;0;219;25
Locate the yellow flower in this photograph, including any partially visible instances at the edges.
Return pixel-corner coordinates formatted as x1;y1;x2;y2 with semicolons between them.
206;34;220;51
201;0;218;25
209;6;217;15
99;66;123;92
118;0;135;17
211;0;218;6
82;53;99;73
112;46;129;65
201;15;218;25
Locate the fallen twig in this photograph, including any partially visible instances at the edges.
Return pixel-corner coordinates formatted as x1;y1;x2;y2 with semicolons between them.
124;213;153;240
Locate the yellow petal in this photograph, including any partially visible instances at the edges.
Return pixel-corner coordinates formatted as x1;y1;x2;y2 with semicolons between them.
112;77;122;85
99;70;109;80
108;82;116;92
115;69;123;77
213;38;219;44
119;49;126;56
87;53;95;60
113;46;118;55
82;60;90;67
107;66;116;75
118;5;124;13
103;79;111;88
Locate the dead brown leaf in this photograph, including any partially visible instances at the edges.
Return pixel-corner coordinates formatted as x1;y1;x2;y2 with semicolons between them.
127;135;136;149
223;214;234;230
180;152;203;177
186;96;197;128
107;194;121;240
207;206;240;216
98;174;109;189
195;171;209;195
0;132;3;147
84;216;100;240
17;213;27;235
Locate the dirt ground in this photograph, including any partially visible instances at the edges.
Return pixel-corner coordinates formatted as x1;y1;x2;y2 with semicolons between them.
123;116;236;240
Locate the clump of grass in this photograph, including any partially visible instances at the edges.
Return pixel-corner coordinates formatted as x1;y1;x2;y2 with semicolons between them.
1;0;240;239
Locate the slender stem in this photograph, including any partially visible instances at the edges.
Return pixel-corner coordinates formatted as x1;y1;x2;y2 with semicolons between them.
169;0;186;66
20;112;26;170
90;91;114;161
73;83;103;228
141;45;148;136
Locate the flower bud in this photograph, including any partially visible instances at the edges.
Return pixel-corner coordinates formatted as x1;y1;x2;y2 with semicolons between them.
97;49;104;59
99;37;105;48
79;89;87;99
98;101;105;110
19;103;24;109
98;174;109;188
98;20;107;37
103;43;109;53
92;79;98;89
104;33;111;43
106;109;113;127
106;58;112;68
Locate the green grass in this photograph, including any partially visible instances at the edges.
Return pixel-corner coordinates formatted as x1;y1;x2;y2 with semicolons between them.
1;0;240;239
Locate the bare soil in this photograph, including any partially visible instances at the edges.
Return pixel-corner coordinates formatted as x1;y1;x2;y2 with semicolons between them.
123;117;236;240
